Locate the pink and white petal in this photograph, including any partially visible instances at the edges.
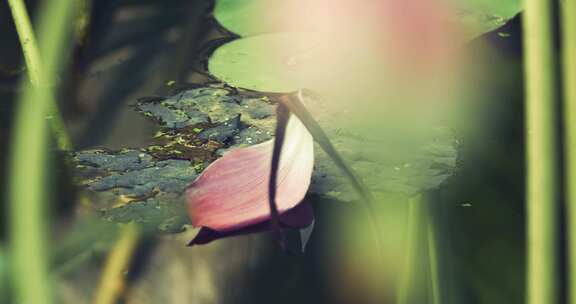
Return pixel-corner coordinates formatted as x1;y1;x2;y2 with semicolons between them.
186;115;314;232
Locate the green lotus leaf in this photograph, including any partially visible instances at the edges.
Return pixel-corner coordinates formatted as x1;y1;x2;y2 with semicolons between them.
213;0;521;39
455;0;521;39
209;32;316;93
213;0;284;36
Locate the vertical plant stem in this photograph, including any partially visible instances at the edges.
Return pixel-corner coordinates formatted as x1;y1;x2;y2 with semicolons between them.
397;195;441;304
562;0;576;302
269;103;290;249
7;0;73;151
427;209;441;304
8;1;79;303
6;0;42;86
0;247;8;302
93;223;140;304
523;0;559;302
396;195;424;304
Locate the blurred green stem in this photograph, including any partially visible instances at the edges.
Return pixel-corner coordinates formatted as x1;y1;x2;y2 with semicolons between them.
0;247;8;302
427;209;441;304
523;0;560;302
563;0;576;302
396;195;424;304
93;223;141;304
7;0;42;85
397;195;441;304
7;0;73;151
8;1;79;303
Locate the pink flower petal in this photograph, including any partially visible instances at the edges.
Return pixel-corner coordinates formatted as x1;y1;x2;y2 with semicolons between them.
186;115;314;232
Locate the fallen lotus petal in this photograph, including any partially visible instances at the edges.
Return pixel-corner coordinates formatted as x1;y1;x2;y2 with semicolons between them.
188;202;314;245
186;115;314;244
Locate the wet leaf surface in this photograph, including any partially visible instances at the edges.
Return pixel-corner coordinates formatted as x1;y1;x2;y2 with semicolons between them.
73;85;276;232
73;84;457;232
74;149;196;232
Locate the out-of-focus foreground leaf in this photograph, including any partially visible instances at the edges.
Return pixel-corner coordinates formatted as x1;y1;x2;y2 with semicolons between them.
208;32;458;197
213;0;521;40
